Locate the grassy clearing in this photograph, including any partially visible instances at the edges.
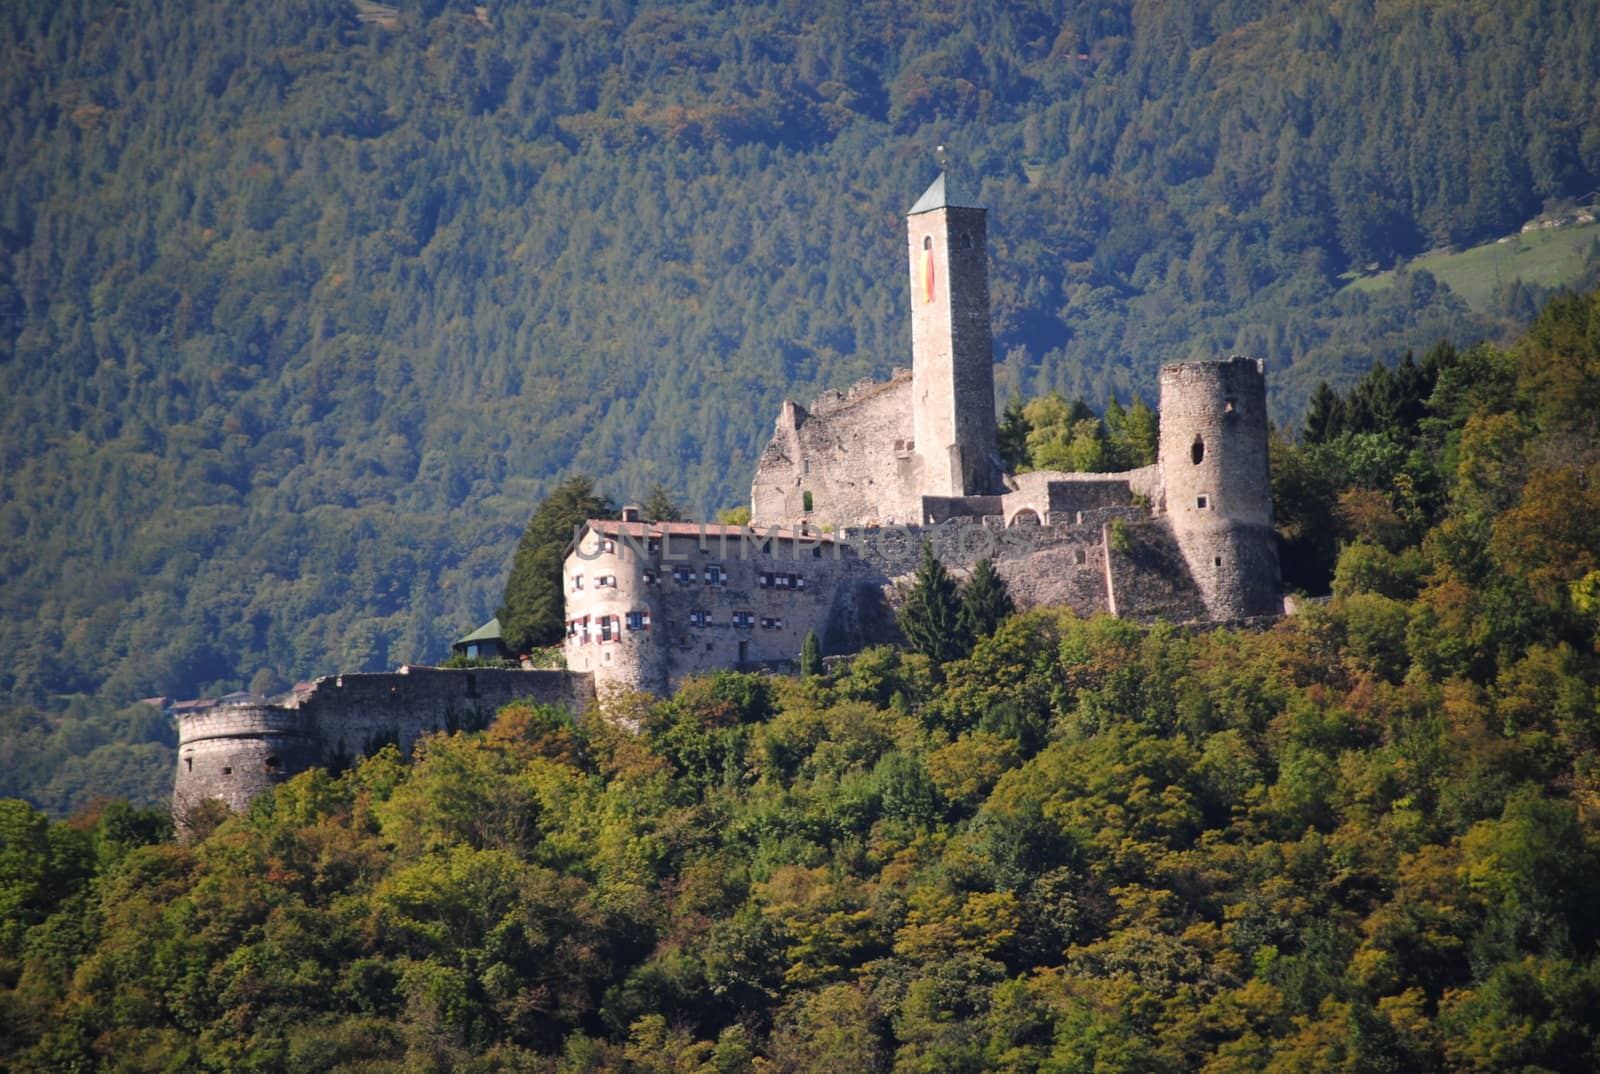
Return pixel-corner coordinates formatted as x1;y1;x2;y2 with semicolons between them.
1342;220;1600;311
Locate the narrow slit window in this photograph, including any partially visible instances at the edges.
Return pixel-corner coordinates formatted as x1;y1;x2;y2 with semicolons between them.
1191;437;1205;465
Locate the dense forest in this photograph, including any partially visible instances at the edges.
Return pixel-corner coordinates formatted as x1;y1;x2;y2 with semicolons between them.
3;290;1598;1071
4;0;1600;810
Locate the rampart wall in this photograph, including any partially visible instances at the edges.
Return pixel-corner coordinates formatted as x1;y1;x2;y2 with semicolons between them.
174;667;595;818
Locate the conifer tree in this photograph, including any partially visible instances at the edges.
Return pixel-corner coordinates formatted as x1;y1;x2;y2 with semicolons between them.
799;629;822;678
640;482;685;522
499;476;614;653
898;542;971;664
997;396;1032;473
1303;382;1345;444
961;558;1015;640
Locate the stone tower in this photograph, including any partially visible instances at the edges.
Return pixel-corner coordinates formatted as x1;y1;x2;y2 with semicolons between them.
907;173;1001;499
1158;357;1281;619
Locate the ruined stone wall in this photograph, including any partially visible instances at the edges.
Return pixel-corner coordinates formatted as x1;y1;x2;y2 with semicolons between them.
749;372;920;527
1158;357;1280;618
174;667;595;816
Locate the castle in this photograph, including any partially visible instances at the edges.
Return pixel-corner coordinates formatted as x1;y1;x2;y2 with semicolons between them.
560;173;1281;696
174;173;1281;814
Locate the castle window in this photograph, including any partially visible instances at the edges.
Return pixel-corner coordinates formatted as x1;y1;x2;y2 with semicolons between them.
643;569;659;585
761;616;784;630
600;539;616;553
1075;548;1087;565
802;490;814;513
1215;556;1223;566
673;566;696;584
627;611;650;631
923;235;932;250
599;617;614;642
759;572;774;588
264;756;280;773
572;574;583;590
690;609;711;627
803;459;811;474
1197;495;1209;509
647;538;661;554
705;565;726;586
222;766;232;776
184;757;192;771
733;611;755;628
1191;437;1205;465
597;575;617;588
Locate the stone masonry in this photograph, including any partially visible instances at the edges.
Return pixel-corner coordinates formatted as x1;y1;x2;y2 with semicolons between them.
173;666;594;818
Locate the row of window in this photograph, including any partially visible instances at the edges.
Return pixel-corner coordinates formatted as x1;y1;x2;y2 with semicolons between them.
693;611;784;630
576;568;810;590
566;611;652;643
592;536;826;559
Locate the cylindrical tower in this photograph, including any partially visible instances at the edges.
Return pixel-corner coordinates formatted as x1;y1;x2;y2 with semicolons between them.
173;702;321;819
1158;357;1280;619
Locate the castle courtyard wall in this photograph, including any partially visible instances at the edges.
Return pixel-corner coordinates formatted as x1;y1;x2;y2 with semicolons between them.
175;667;594;817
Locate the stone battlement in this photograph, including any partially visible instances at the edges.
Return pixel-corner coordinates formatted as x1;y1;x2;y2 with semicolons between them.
174;666;594;819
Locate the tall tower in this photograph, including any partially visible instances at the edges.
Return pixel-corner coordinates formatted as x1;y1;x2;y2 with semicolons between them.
1158;357;1281;619
907;173;1001;499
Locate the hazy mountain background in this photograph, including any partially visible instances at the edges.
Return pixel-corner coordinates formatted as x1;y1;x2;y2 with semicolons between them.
4;0;1600;810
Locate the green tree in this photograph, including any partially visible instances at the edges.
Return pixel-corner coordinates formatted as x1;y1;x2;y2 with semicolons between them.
800;630;822;678
899;542;972;664
961;559;1014;640
997;397;1031;473
639;482;686;522
499;477;614;653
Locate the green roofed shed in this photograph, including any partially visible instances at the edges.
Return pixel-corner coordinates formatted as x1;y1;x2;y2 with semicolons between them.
452;617;511;660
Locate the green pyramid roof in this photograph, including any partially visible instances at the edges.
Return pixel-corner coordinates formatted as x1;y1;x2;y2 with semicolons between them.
455;617;503;645
907;172;982;215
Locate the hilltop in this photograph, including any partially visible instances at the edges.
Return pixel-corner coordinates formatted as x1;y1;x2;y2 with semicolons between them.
3;0;1600;810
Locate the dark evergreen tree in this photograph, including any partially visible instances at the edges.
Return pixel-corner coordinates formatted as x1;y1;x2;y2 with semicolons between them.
640;482;686;522
799;629;822;678
498;477;614;653
997;396;1032;473
1302;382;1345;444
961;558;1015;640
898;542;971;664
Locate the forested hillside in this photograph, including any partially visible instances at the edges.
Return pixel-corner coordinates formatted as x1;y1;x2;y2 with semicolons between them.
3;290;1598;1071
3;0;1600;808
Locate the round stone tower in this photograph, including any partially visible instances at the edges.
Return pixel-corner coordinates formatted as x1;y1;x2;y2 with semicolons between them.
1158;357;1280;619
173;701;321;818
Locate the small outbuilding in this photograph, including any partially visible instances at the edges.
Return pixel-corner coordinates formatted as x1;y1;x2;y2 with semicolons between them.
452;617;512;661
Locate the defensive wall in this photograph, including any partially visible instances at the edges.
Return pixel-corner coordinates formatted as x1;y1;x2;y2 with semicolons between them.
174;666;595;817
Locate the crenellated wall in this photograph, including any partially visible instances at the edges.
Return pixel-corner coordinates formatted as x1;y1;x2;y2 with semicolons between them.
174;667;594;819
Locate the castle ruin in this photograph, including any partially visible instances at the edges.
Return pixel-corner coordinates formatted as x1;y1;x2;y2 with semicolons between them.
175;172;1283;813
563;173;1282;696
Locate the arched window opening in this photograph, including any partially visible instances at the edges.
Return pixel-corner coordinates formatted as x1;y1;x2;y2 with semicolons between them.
1191;437;1205;464
923;235;932;250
